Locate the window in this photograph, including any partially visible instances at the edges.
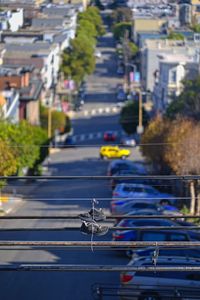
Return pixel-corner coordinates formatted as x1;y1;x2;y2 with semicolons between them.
141;232;167;241
170;70;177;83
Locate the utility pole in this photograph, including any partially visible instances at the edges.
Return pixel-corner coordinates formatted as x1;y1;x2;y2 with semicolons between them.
137;88;144;135
48;105;52;139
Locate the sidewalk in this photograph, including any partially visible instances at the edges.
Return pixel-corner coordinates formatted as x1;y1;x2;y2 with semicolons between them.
1;154;55;215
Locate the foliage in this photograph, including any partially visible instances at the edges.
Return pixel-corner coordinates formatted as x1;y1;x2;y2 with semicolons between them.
78;7;105;36
119;100;148;135
166;77;200;120
61;6;104;83
191;24;200;33
165;120;200;175
141;115;171;173
0;139;17;176
113;22;132;41
40;105;71;137
111;7;132;23
0;120;49;175
128;42;139;57
167;31;184;40
164;117;195;175
61;32;96;83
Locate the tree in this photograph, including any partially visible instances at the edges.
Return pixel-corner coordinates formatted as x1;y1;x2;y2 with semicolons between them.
166;76;200;120
77;19;98;39
128;42;139;57
119;100;148;135
191;24;200;33
167;31;184;40
141;115;170;173
113;22;132;41
40;106;71;137
78;7;105;36
111;7;132;24
0;139;17;176
164;117;194;175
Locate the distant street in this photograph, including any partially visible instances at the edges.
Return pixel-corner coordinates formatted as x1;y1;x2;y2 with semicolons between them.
0;24;143;300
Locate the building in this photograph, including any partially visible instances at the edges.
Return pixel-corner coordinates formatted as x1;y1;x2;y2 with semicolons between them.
0;89;19;122
0;64;42;124
133;18;167;43
140;38;200;92
153;53;199;112
3;41;60;92
179;3;192;26
0;8;24;32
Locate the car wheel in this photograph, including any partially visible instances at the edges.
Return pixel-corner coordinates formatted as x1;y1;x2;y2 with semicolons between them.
139;292;161;300
121;155;126;160
100;154;104;159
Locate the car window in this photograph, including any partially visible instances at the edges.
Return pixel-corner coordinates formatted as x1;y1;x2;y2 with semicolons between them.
170;233;188;241
123;186;143;193
186;273;200;281
140;232;167;241
131;203;155;209
145;187;157;194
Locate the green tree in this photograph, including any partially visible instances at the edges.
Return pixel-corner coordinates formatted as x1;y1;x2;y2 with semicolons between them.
166;76;200;120
40;106;71;137
119;100;148;135
167;31;184;40
128;41;139;57
113;22;132;41
111;7;132;23
191;24;200;33
78;7;105;36
0;139;17;176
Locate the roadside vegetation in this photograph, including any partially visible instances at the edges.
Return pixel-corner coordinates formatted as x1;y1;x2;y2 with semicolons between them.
0;120;49;177
140;76;200;214
61;7;105;84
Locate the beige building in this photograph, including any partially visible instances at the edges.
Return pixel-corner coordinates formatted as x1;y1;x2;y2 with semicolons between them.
133;18;167;42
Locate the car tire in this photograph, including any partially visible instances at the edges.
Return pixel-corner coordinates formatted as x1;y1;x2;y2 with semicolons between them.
139;292;161;300
100;154;104;159
121;156;126;160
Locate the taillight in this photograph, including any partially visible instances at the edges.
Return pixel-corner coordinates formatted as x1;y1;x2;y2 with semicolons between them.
121;274;133;283
115;234;124;240
113;192;119;196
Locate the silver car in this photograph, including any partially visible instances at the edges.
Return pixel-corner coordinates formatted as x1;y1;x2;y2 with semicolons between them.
120;256;200;300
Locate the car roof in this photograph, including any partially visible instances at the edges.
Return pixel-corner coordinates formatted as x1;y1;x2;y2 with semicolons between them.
130;256;200;266
117;183;155;188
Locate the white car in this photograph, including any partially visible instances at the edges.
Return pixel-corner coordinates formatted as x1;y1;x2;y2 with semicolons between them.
111;200;159;215
120;256;200;300
112;183;175;206
94;50;101;58
121;137;136;147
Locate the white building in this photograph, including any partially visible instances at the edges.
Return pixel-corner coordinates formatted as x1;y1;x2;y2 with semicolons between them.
153;53;198;112
0;9;23;32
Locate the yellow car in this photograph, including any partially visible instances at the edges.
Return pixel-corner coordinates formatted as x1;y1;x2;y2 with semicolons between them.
100;146;130;159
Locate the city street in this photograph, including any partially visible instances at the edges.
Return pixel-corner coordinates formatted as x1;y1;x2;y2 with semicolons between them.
0;26;143;300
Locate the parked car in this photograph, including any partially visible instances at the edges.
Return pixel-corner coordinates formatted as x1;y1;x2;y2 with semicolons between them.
131;247;200;262
111;200;159;214
113;218;198;243
120;257;200;300
117;90;126;101
110;169;148;190
94;50;102;58
103;131;117;142
121;136;136;147
117;66;124;75
63;135;75;148
112;183;176;206
100;146;130;160
107;160;147;176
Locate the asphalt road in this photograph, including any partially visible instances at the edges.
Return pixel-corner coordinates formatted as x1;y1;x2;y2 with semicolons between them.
0;28;143;300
